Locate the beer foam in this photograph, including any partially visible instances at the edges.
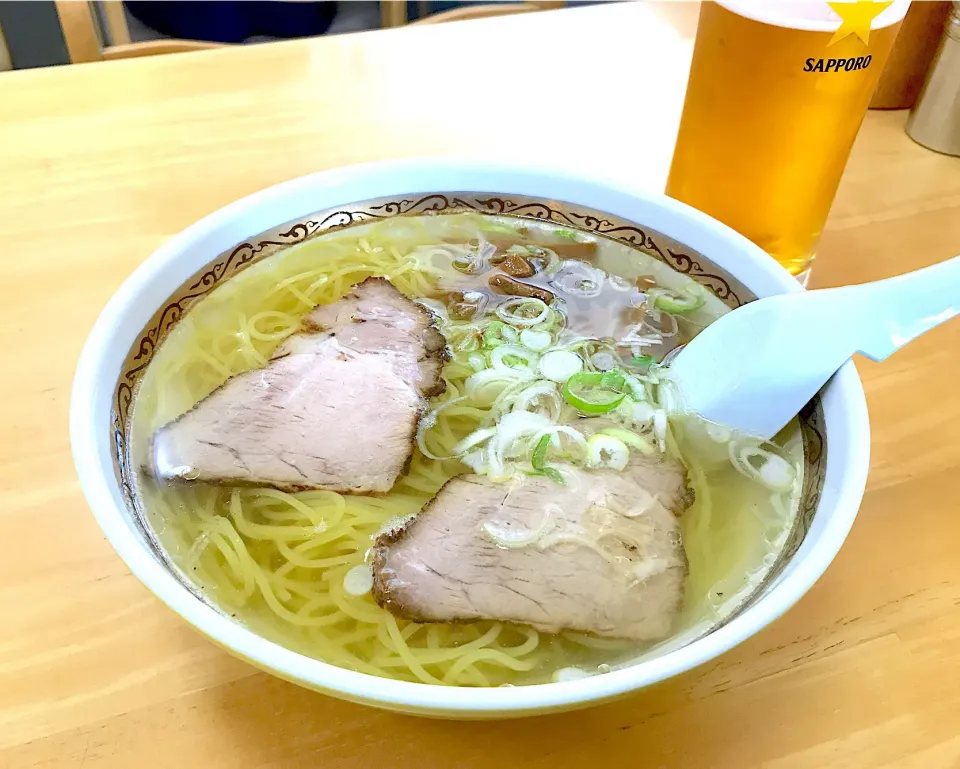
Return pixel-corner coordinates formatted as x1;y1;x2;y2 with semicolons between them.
717;1;909;32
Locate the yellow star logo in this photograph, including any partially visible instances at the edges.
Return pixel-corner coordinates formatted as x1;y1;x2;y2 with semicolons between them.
827;1;892;46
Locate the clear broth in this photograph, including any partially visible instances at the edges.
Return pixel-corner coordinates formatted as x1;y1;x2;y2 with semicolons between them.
131;213;801;686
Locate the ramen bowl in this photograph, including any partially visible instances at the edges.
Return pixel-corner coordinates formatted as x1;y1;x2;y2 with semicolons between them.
70;159;869;718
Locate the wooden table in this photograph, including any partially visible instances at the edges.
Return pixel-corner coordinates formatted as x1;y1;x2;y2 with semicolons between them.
2;4;959;767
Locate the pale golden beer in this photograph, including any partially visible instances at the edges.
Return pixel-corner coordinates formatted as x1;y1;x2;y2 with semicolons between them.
666;1;908;277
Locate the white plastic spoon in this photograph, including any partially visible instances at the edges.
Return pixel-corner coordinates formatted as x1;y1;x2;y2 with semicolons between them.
668;255;960;439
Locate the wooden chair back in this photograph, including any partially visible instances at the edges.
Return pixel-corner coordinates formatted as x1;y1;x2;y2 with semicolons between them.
55;1;222;64
59;1;566;63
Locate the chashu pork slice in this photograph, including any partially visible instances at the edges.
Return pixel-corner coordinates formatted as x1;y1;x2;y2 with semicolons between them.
372;460;690;640
151;277;448;494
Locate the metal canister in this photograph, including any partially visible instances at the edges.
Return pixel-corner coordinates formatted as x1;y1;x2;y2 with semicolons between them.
906;1;960;155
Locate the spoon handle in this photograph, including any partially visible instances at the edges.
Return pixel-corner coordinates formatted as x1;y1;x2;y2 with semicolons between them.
853;255;960;362
668;255;960;440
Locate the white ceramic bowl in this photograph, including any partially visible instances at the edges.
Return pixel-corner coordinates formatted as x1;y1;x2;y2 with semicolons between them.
71;159;870;718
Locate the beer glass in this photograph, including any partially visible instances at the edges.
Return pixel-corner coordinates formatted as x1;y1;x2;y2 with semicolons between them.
666;1;909;280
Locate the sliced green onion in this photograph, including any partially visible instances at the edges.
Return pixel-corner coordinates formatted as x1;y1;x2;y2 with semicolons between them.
532;425;588;458
512;381;562;419
537;467;565;484
483;320;508;348
554;229;580;241
759;454;795;490
598;427;655;455
490;344;538;372
492;411;554;451
590;351;618;371
482;320;518;347
649;285;705;314
343;564;374;596
467;352;487;372
619;397;656;426
531;307;560;332
531;434;551;471
496;297;551;327
539;350;584;383
530;434;564;485
461;449;487;474
453;427;497;455
653;409;668;451
621;374;647;402
487;411;554;479
598;370;627;389
537;246;563;275
553;667;591;682
562;371;626;414
454;335;480;352
627;355;656;369
520;329;552;351
586;434;629;471
728;441;797;492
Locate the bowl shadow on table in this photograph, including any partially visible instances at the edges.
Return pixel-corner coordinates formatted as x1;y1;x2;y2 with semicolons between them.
200;567;861;769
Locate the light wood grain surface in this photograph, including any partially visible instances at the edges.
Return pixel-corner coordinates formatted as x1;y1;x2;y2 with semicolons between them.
1;4;959;768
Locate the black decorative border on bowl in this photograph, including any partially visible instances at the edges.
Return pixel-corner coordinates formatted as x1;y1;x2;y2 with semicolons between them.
111;192;825;635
